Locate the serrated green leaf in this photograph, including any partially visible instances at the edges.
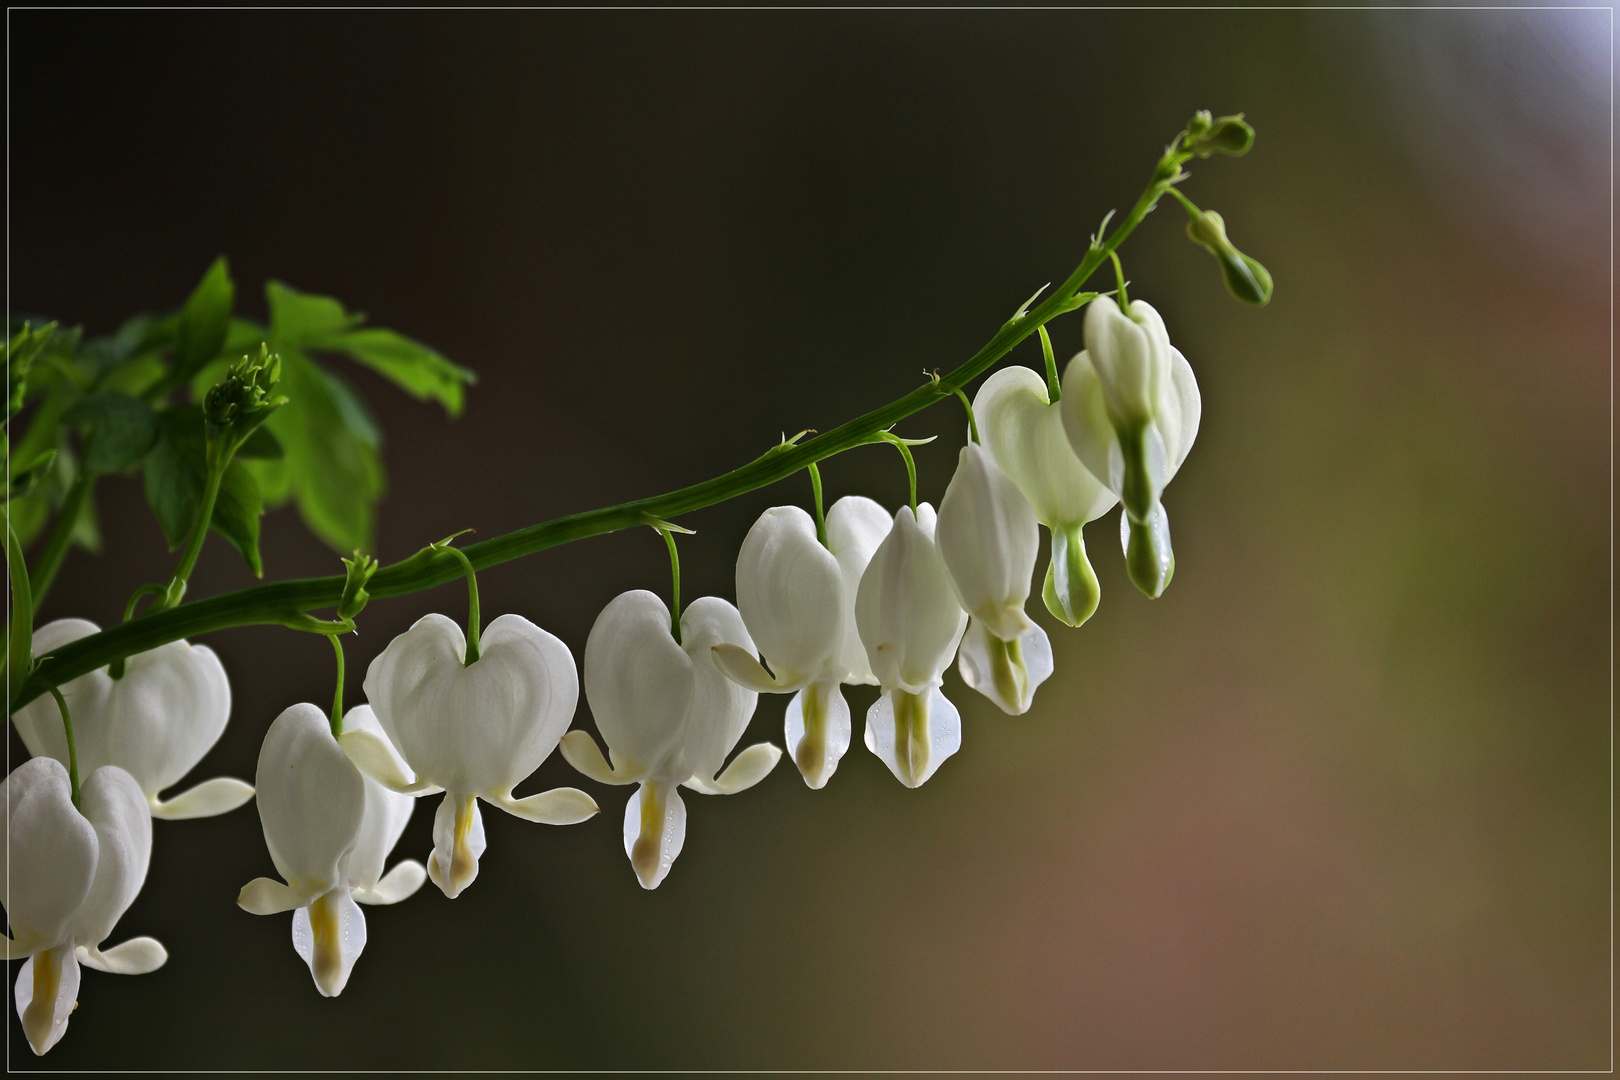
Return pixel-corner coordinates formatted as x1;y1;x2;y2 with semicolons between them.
143;407;208;548
210;459;263;575
267;282;362;346
262;351;384;553
317;327;475;417
173;259;234;383
62;392;158;474
4;449;57;501
235;425;284;460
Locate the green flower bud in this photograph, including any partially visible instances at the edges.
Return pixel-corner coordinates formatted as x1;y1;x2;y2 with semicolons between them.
204;345;287;443
1191;114;1254;158
1186;210;1273;307
1123;503;1175;599
1041;522;1101;628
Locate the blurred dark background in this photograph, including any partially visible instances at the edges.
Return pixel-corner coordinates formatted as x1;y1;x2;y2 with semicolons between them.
9;7;1609;1070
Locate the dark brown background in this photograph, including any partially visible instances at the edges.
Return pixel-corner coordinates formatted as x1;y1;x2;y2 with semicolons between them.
9;7;1610;1070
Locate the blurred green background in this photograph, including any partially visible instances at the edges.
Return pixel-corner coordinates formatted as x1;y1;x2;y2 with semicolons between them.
9;7;1608;1070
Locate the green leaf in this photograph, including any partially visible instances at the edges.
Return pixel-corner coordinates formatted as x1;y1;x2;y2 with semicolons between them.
318;327;476;417
235;425;284;460
173;259;235;383
62;392;158;474
5;520;34;709
4;450;57;501
263;351;384;553
7;322;57;416
210;459;263;576
143;406;208;548
267;281;362;346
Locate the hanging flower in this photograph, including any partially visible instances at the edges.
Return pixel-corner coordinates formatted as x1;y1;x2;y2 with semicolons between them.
350;613;598;899
936;442;1054;715
713;496;891;787
562;591;781;889
974;365;1118;627
1060;297;1201;597
854;504;969;787
4;757;166;1055
11;619;251;819
237;703;425;997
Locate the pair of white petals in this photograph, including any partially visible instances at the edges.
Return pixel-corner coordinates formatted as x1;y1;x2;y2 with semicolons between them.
853;503;969;787
563;591;781;889
936;442;1055;717
715;497;889;788
13;619;254;820
347;613;599;899
4;758;165;1055
238;704;426;997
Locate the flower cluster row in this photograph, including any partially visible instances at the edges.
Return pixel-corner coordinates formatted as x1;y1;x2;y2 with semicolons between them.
4;295;1198;1053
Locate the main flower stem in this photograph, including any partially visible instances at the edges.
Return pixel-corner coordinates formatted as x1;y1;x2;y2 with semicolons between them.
13;136;1188;714
158;456;226;611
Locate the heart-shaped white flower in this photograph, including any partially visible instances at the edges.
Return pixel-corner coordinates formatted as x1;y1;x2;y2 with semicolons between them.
854;503;968;787
238;703;426;997
5;758;165;1056
353;612;597;899
563;591;780;889
975;365;1117;627
714;496;891;788
936;442;1054;715
12;619;251;819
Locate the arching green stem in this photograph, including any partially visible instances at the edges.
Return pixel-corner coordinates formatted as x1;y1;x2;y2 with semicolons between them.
1110;251;1131;312
47;685;81;810
328;633;346;737
807;463;828;548
880;433;919;515
659;526;682;645
438;544;482;665
1038;325;1061;404
109;583;167;679
952;388;979;444
12;114;1238;714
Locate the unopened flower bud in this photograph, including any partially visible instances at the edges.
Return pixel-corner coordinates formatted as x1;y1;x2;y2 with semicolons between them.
1121;502;1175;599
1191;114;1254;158
1186;210;1273;306
204;345;286;441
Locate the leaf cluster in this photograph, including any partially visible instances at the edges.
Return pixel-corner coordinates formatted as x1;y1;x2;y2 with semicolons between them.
7;259;475;586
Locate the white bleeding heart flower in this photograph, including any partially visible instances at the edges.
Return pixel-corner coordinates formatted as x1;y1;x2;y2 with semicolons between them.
12;619;252;820
854;503;968;787
237;703;426;997
563;591;781;889
936;442;1054;715
4;758;166;1055
1061;297;1201;598
352;612;597;899
713;496;890;788
975;365;1117;627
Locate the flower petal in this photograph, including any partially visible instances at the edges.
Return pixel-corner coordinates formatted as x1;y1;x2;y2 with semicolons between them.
353;860;427;906
584;590;695;780
14;944;79;1055
854;505;968;695
72;766;152;954
1;757;97;958
825;496;892;685
975;365;1116;529
709;643;788;693
558;729;638;785
339;706;420;894
623;781;687;890
338;729;440;795
680;597;761;785
149;776;255;819
426;792;485;899
957;617;1054;715
255;704;366;894
937;442;1041;641
734;505;844;688
487;786;600;825
697;742;782;795
237;877;319;915
292;886;367;997
863;685;962;788
76;936;167;975
783;680;852;789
